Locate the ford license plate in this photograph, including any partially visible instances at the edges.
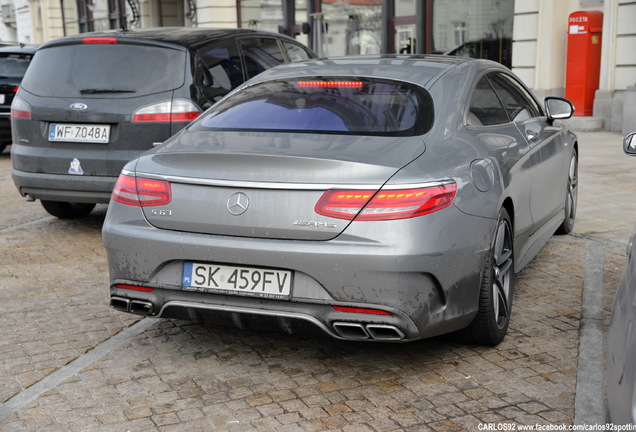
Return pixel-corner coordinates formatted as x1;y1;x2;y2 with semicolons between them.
49;123;110;143
183;262;292;299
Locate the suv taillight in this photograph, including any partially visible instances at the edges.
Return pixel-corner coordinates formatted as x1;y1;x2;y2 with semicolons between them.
112;174;172;207
83;37;118;44
315;182;457;221
133;99;200;122
10;95;31;120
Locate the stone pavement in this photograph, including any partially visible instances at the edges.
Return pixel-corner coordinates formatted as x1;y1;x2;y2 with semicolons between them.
0;130;633;431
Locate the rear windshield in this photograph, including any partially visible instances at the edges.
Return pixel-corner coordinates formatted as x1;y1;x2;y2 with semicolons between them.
193;78;434;136
0;53;33;79
20;43;186;98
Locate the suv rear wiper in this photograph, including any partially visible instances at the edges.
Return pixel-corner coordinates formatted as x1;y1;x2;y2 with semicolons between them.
80;88;137;94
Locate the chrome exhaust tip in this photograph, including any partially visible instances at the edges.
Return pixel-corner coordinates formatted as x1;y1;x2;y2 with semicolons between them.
366;324;405;341
110;296;131;312
332;322;406;341
129;300;155;316
332;322;370;339
110;296;154;316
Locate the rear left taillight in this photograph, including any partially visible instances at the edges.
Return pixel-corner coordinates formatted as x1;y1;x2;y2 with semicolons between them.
133;99;200;122
111;174;172;207
315;182;457;221
10;95;31;120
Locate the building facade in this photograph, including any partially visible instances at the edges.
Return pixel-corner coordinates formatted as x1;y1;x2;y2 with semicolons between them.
0;0;634;132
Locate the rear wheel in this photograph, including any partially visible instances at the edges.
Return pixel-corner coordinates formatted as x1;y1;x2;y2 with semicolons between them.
41;200;96;219
462;207;514;345
556;148;578;235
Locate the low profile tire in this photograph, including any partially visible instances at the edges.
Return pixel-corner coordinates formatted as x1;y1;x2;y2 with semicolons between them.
41;200;96;219
556;148;578;235
461;207;514;346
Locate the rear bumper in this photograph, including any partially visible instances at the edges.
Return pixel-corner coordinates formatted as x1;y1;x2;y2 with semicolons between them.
12;168;115;203
110;292;416;341
103;202;496;342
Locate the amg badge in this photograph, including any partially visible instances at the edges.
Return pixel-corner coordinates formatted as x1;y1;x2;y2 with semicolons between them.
293;220;337;229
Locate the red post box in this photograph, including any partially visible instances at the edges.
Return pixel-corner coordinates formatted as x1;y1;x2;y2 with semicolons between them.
565;11;603;116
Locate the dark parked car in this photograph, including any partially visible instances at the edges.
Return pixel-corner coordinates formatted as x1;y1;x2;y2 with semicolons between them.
0;43;37;153
606;132;636;425
11;27;316;218
103;55;578;346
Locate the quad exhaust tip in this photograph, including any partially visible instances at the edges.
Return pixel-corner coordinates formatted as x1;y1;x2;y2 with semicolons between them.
332;322;405;341
110;296;155;316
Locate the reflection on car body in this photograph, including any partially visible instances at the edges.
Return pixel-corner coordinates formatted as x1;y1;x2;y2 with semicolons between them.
102;55;578;346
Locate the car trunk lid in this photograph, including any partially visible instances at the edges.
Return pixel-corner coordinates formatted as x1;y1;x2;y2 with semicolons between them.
134;131;426;240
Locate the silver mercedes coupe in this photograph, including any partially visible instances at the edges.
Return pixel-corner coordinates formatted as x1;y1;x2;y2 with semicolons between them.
102;55;578;346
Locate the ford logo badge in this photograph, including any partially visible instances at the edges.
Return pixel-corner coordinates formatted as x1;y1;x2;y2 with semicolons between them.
70;103;88;111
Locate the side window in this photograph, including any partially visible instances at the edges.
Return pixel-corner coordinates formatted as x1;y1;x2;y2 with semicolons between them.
467;75;509;126
197;42;245;107
283;42;312;62
489;73;542;123
240;38;285;80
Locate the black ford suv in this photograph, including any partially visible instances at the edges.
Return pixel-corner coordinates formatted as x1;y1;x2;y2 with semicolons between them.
11;27;316;218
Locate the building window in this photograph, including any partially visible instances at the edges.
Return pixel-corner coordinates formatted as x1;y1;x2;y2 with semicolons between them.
453;21;466;46
434;0;513;68
239;0;381;57
74;0;137;33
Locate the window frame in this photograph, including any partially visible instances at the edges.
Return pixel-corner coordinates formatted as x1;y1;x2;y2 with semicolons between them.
465;71;545;128
239;37;287;80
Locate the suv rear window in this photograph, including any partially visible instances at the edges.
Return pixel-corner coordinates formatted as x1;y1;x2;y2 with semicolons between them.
194;78;433;136
0;53;32;78
20;44;186;98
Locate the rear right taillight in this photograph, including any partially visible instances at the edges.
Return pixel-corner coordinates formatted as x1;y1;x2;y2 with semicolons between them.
111;174;172;207
133;99;200;122
10;95;31;120
315;182;457;221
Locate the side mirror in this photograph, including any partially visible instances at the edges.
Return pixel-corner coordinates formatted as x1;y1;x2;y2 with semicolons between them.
624;132;636;156
545;97;575;122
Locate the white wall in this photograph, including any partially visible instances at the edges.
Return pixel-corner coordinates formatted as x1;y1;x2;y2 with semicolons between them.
197;0;237;28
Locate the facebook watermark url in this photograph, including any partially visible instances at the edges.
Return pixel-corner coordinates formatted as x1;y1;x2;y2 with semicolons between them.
478;423;636;431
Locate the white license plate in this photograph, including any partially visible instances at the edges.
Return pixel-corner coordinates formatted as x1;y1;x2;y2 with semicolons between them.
0;94;5;104
183;262;292;299
49;123;110;143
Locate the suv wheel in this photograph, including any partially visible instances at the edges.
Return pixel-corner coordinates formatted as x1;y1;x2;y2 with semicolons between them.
41;200;96;219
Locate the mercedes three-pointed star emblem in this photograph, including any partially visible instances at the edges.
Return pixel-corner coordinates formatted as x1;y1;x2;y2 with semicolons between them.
226;192;250;216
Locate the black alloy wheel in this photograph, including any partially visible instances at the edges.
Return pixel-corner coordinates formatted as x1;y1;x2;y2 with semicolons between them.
461;207;514;346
